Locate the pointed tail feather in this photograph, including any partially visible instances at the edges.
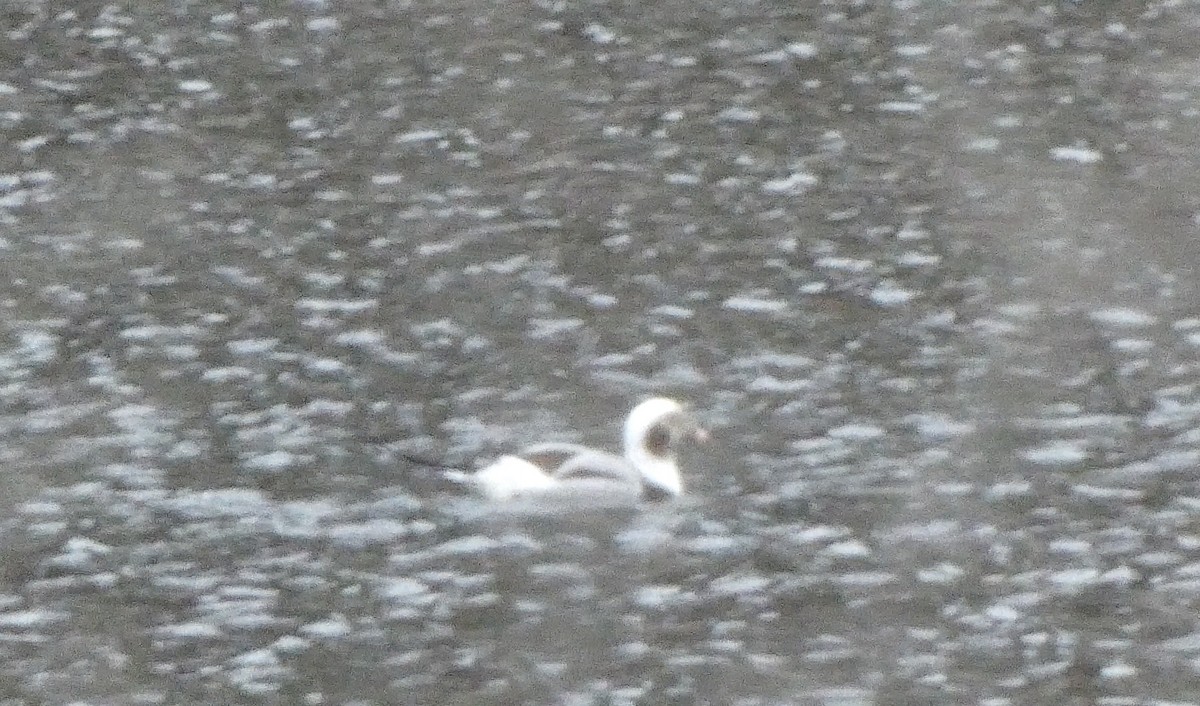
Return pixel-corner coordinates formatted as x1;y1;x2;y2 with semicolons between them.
398;452;477;492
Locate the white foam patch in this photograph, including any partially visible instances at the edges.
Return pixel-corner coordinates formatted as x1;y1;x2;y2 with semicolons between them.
1050;145;1102;163
0;608;69;629
917;563;964;585
157;488;273;520
722;295;788;314
379;578;433;603
762;172;818;194
906;414;975;440
870;282;916;306
1049;568;1100;589
709;574;771;597
820;540;872;559
1088;307;1156;327
153;621;223;641
1021;440;1087;466
300;616;352;639
827;423;885;441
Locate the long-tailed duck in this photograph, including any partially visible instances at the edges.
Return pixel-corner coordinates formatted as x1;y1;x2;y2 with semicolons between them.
462;397;706;502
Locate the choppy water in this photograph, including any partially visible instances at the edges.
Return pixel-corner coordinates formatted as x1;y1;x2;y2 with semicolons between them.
3;0;1200;703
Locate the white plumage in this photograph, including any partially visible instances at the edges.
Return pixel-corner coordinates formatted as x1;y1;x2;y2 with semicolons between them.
461;397;706;502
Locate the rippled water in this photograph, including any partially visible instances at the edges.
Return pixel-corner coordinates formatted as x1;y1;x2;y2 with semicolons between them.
2;0;1200;703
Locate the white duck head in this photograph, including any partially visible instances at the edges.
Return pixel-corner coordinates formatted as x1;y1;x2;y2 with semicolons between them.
622;397;707;499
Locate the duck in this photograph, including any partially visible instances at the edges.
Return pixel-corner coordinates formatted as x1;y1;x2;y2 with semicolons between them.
460;397;706;502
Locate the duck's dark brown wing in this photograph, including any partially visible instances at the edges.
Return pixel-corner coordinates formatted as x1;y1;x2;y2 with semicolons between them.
517;442;604;474
554;451;639;485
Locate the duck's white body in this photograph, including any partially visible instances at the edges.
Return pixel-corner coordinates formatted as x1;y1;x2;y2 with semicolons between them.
470;453;565;498
464;398;704;502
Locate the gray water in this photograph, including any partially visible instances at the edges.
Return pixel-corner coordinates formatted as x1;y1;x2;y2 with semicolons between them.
2;0;1200;703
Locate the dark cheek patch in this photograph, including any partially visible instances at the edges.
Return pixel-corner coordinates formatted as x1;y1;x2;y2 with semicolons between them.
644;425;671;458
